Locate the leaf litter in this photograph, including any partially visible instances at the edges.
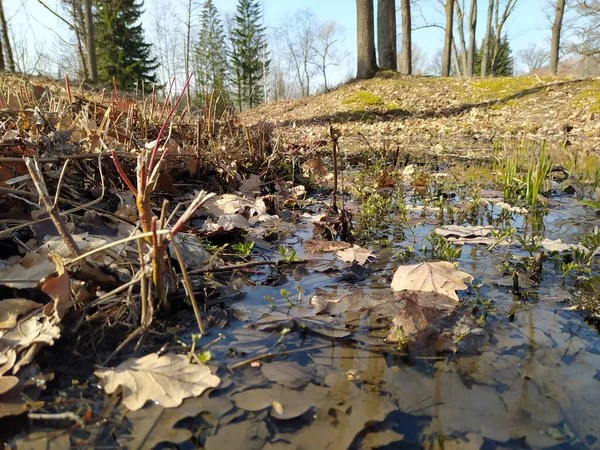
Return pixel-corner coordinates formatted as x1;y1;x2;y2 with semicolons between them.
1;74;600;449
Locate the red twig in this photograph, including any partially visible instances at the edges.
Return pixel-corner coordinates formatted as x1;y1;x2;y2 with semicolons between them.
65;74;72;104
111;151;137;196
113;78;120;101
158;77;176;121
148;74;193;174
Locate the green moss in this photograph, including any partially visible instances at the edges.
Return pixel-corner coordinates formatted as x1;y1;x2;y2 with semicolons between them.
342;91;384;110
572;87;600;113
469;77;541;103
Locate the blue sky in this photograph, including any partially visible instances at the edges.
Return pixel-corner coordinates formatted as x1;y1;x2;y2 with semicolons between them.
7;0;552;84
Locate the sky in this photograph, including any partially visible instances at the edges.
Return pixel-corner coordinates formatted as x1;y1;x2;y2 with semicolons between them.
6;0;555;88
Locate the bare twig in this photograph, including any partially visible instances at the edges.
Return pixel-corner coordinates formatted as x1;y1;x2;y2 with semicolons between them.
171;238;205;335
101;326;144;366
28;412;84;427
25;157;81;256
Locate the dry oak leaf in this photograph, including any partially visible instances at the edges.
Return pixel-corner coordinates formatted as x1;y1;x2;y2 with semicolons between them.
94;353;220;411
391;261;473;301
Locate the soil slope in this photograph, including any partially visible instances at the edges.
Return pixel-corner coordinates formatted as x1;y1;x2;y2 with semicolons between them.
241;74;600;156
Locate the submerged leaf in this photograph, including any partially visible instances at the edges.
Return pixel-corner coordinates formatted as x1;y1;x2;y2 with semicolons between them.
260;361;313;388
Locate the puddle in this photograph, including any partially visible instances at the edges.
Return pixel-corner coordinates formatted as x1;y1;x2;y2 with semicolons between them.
8;155;600;449
168;173;600;449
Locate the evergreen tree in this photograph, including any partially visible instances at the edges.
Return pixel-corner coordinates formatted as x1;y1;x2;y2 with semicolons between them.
95;0;158;90
475;35;514;76
195;0;229;112
230;0;270;109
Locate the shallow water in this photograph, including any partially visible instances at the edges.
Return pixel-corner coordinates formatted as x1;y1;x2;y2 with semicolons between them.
174;180;600;449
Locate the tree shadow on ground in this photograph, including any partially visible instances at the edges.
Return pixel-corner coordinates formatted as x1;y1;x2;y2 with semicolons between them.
276;79;588;129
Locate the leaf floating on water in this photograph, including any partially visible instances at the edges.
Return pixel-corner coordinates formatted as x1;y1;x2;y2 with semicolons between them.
95;353;220;411
335;245;376;265
434;225;494;239
391;261;473;301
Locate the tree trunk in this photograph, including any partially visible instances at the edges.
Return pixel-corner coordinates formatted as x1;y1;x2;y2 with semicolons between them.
0;27;4;71
356;0;377;79
377;0;397;70
441;0;454;77
454;1;467;76
452;39;462;76
0;0;14;72
481;0;494;77
466;0;477;77
400;0;411;74
83;0;97;82
550;0;565;75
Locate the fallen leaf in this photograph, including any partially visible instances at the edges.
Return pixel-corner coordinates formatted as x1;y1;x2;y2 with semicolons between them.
304;239;351;253
0;299;42;329
0;314;61;353
434;225;494;239
119;396;232;450
237;174;262;195
391;261;473;301
205;419;269;449
0;376;18;395
203;194;253;216
232;383;323;420
95;353;220;411
260;361;313;388
335;245;376;265
540;238;584;253
14;430;70;450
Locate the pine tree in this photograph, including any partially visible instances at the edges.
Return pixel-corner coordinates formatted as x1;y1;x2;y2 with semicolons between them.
230;0;270;109
474;35;513;76
195;0;229;112
95;0;158;90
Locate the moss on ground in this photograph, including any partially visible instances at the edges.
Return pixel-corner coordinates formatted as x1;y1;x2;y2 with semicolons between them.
572;86;600;113
342;91;384;110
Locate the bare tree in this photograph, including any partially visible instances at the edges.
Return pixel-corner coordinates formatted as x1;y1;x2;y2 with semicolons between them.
453;0;477;77
441;0;455;76
377;0;397;70
83;0;97;82
550;0;566;74
35;0;90;79
490;0;519;74
408;44;428;74
467;0;477;76
518;43;548;72
149;0;185;92
481;0;494;76
356;0;377;78
0;0;14;71
311;21;349;91
278;10;318;97
454;0;468;75
399;0;412;74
